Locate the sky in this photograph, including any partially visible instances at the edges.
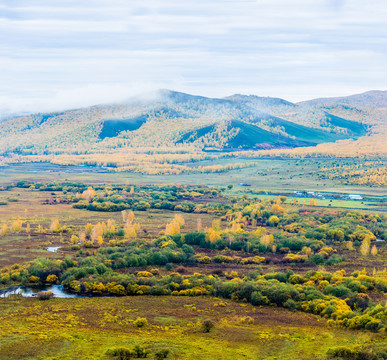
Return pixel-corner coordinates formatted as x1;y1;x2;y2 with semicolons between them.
1;0;387;114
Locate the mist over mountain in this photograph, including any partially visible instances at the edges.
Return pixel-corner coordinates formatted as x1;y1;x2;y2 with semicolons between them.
0;90;372;156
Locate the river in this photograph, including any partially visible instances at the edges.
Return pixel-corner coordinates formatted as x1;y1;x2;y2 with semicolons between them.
0;284;82;298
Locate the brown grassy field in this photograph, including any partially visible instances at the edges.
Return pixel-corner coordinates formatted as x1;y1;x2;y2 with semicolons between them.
0;295;384;360
0;187;385;276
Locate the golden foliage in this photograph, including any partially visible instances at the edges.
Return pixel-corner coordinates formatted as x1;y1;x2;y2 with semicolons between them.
11;220;23;233
124;221;137;239
360;236;371;256
371;245;378;256
260;234;274;248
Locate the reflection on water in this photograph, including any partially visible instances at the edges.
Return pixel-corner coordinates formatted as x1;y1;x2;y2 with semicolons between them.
47;246;61;252
0;284;82;298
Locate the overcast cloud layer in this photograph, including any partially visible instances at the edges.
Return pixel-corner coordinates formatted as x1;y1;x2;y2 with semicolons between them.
1;0;387;114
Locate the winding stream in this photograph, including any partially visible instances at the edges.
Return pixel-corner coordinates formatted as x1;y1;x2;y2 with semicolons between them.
0;284;82;298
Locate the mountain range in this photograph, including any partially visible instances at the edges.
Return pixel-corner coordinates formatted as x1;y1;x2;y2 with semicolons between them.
0;89;385;156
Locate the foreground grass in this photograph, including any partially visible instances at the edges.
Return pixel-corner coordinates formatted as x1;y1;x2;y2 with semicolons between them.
0;296;385;360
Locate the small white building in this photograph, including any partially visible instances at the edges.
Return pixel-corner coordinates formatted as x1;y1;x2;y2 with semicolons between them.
348;194;363;200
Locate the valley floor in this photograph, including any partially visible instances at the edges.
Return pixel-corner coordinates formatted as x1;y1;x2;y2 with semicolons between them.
0;166;386;360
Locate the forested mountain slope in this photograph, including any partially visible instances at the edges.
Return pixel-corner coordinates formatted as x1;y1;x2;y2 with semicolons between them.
0;90;369;155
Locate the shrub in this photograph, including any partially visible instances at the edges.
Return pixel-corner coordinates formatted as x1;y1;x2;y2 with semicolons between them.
289;274;304;284
326;255;344;266
365;319;382;332
133;345;150;358
133;317;148;328
185;232;206;246
326;346;383;359
37;291;54;300
106;347;135;360
46;274;58;283
310;254;324;265
155;349;170;359
176;266;186;274
284;299;297;312
136;271;154;278
268;215;280;227
150;268;160;275
197;256;211;264
240;316;254;324
327;346;357;358
323;285;352;299
250;291;269;306
201;320;214;333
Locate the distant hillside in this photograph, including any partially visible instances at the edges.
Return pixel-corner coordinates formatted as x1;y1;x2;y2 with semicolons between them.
299;90;387;108
0;90;370;157
226;94;367;137
177;120;313;150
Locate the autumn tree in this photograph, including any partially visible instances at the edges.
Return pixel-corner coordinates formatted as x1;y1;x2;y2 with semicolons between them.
11;220;23;233
272;203;285;214
165;219;180;236
0;223;9;236
124;221;137;239
360;236;371;256
197;218;202;232
260;234;274;248
81;187;96;202
346;241;354;251
79;231;86;243
174;214;185;227
85;223;93;237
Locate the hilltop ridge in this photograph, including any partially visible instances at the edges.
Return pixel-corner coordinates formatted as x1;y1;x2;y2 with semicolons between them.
298;90;387;108
0;90;369;156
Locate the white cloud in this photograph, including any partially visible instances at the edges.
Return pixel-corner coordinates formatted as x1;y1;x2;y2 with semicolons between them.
1;0;386;113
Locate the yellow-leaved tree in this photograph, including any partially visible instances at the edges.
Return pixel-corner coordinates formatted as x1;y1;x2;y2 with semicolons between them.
360;235;371;256
174;214;185;227
0;223;9;236
260;234;274;248
165;219;180;236
11;220;23;233
124;221;137;239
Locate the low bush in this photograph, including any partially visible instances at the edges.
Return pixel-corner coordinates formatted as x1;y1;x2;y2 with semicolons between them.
133;317;148;328
36;291;54;300
106;347;135;360
155;349;170;359
202;320;214;333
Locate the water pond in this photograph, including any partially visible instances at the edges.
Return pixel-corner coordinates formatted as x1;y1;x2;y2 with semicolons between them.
47;246;61;252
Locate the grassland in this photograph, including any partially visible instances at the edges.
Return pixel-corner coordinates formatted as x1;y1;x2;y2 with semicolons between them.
0;296;385;360
0;169;386;360
1;158;386;197
0;184;385;272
